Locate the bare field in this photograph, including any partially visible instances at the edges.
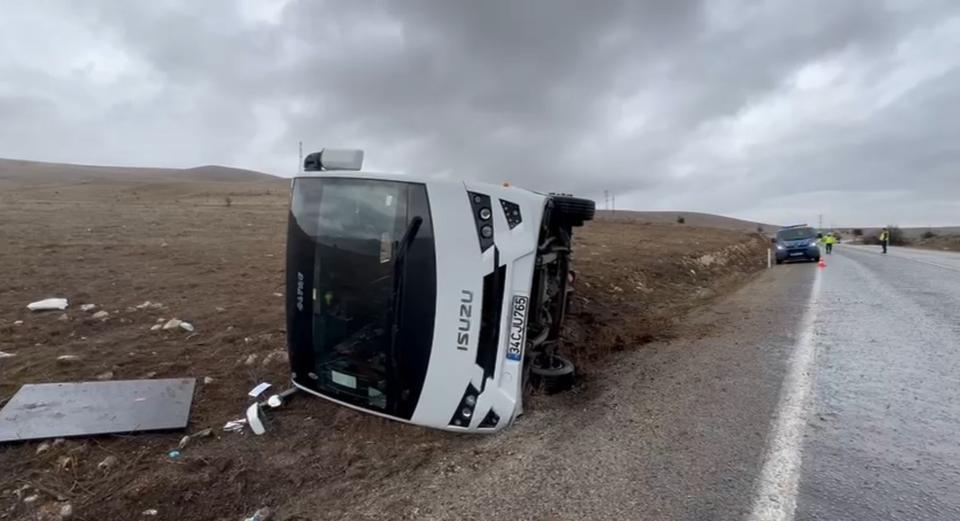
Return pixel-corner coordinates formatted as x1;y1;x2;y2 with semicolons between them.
1;178;767;521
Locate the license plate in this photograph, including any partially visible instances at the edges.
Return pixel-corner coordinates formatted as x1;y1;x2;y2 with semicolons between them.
789;252;804;257
506;295;528;362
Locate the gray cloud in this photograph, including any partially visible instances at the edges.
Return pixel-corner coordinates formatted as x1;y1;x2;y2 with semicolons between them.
1;0;958;225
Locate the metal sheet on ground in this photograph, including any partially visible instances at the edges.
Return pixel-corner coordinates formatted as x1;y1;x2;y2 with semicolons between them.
0;378;196;443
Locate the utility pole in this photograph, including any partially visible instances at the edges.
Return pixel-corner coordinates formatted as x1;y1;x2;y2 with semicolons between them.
603;190;610;210
298;141;303;173
611;193;615;215
819;214;823;230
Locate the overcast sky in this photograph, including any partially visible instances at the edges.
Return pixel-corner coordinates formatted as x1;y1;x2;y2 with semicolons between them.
2;1;958;226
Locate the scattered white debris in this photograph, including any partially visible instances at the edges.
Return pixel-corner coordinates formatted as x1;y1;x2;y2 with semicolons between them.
203;376;215;385
178;427;215;449
60;503;74;518
179;321;195;332
243;507;273;521
246;403;266;435
80;304;97;312
272;292;283;297
56;355;81;363
36;442;51;455
215;306;226;312
162;318;182;330
13;484;32;501
97;455;118;471
261;350;288;367
95;371;114;381
142;509;159;516
92;310;110;320
27;298;68;311
156;317;166;323
0;351;15;359
53;438;65;447
143;371;158;379
150;324;162;331
58;314;69;321
23;494;39;504
248;382;272;398
135;301;153;309
244;354;258;366
14;320;23;326
223;418;247;432
57;455;75;471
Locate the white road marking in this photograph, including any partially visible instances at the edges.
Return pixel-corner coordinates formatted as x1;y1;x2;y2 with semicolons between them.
747;270;822;521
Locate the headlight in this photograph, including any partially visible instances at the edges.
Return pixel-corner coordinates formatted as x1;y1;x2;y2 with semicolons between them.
468;192;494;251
776;244;784;250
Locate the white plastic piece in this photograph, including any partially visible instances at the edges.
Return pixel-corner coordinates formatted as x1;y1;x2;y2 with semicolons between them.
320;149;364;171
266;395;282;408
246;403;265;435
162;319;182;330
223;418;246;432
248;382;272;398
27;298;68;311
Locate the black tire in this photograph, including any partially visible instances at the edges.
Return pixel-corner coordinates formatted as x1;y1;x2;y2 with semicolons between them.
775;259;783;265
550;195;595;226
529;354;575;394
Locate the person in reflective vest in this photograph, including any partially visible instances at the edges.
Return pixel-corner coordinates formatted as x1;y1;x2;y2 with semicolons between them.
824;233;836;254
879;228;890;254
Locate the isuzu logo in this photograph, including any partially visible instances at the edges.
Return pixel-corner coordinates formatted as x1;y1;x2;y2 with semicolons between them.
296;272;304;311
457;290;474;351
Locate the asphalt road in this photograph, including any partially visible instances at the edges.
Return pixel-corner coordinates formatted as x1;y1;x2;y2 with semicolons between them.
351;245;960;520
791;245;960;521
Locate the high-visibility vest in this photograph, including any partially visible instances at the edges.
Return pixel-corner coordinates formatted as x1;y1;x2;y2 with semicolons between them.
880;231;889;241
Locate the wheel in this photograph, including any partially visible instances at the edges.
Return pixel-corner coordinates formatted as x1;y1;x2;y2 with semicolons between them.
775;259;783;265
550;195;595;226
529;354;575;394
813;257;821;263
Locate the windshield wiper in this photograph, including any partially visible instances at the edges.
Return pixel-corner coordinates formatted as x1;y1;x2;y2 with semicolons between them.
387;216;423;411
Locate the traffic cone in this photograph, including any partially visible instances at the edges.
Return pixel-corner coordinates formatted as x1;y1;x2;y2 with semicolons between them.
818;257;826;268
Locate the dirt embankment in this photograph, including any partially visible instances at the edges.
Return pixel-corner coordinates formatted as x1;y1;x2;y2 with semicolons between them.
1;183;767;521
910;234;960;252
565;218;769;374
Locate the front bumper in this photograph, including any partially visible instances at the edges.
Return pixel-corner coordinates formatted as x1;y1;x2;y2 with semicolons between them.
776;245;820;261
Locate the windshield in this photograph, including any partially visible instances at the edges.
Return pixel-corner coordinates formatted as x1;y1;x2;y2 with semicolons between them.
286;177;436;420
776;227;817;241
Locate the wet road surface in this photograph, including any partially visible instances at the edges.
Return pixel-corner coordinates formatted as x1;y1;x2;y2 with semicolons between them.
791;246;960;520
